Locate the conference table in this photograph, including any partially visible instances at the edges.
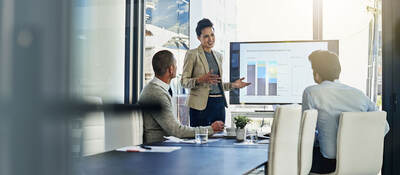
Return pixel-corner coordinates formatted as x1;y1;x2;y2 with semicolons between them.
76;138;269;175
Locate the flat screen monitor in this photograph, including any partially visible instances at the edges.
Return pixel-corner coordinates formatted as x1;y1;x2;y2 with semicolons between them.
229;40;339;104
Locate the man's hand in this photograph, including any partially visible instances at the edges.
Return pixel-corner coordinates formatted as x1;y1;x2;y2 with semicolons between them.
211;121;225;132
232;77;251;88
197;69;221;84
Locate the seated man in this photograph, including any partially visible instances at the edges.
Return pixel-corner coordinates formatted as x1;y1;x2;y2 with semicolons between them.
302;50;390;173
139;50;225;144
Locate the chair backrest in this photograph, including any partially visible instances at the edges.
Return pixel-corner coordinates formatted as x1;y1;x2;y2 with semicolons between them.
335;112;387;175
298;110;318;175
131;110;144;145
82;96;105;156
268;105;302;175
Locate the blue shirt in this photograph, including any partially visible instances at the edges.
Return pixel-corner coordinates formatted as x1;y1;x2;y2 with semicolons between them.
302;80;390;159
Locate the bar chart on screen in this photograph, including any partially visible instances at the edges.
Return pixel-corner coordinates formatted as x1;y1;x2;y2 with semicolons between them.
235;41;333;104
245;60;280;97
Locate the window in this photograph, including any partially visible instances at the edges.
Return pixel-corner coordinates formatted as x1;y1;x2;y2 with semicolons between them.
323;0;382;108
143;0;190;124
236;0;313;42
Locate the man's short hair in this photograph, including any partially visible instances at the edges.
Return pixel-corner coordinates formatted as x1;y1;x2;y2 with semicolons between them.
152;50;175;76
196;18;214;37
308;50;341;81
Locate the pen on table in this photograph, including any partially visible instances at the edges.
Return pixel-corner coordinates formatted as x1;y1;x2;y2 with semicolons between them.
140;145;152;150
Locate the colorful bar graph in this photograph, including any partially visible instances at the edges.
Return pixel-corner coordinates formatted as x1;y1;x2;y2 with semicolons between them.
257;61;266;96
247;61;256;95
268;61;277;96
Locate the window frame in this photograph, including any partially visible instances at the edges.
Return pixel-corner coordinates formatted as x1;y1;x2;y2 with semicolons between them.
126;0;144;104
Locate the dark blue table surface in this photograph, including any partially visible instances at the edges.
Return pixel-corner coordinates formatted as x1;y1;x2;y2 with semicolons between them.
76;138;269;175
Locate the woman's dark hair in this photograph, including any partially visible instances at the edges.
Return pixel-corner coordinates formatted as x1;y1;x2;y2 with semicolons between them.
308;50;341;81
196;18;214;37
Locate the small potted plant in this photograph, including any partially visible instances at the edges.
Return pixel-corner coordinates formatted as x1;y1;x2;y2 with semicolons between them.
233;116;251;141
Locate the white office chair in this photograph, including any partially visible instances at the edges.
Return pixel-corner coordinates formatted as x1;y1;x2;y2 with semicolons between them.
310;111;387;175
299;110;318;175
81;96;105;156
267;105;302;175
131;110;144;145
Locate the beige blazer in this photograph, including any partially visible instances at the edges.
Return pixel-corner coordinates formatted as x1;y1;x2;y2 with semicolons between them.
181;46;233;110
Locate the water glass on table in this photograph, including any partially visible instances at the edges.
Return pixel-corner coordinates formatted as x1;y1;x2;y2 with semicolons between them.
195;127;208;144
245;128;258;144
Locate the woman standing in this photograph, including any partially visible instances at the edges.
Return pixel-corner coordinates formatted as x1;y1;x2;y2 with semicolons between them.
181;18;250;127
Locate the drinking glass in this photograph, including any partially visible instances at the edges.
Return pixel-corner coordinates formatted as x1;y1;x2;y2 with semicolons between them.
195;127;208;144
245;128;258;144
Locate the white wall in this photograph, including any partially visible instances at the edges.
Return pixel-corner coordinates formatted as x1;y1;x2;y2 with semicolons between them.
71;0;125;103
71;0;133;151
104;113;134;150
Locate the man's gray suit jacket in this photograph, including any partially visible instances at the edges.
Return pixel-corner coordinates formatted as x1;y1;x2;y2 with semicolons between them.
138;79;213;143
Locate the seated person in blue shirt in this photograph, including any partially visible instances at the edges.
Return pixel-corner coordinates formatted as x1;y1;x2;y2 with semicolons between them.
302;50;390;174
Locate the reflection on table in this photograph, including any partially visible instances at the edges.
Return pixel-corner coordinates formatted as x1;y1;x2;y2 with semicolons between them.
76;138;269;175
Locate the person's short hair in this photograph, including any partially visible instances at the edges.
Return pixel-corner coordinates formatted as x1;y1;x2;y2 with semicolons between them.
152;50;175;76
308;50;341;81
196;18;214;37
